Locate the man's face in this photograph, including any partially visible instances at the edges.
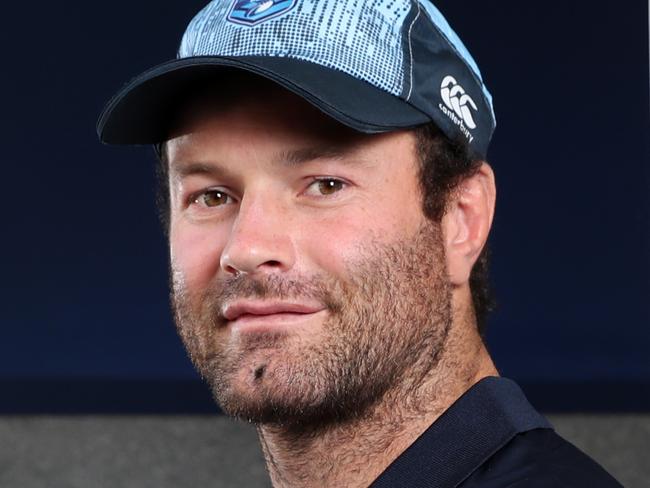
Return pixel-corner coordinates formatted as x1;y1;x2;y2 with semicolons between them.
167;84;453;427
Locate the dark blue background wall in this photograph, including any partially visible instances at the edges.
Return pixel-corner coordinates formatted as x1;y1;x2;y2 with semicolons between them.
3;1;648;413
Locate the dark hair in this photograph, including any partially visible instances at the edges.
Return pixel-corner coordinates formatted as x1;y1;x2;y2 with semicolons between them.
155;123;495;337
411;124;495;337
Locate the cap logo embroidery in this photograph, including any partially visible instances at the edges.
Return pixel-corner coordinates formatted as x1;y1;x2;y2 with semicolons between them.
437;75;478;144
227;0;298;27
440;75;478;130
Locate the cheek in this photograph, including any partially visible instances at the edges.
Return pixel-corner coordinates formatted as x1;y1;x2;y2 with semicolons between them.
170;221;228;290
298;200;419;274
299;221;358;276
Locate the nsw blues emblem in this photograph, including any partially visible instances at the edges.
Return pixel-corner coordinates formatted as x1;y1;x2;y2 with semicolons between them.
227;0;297;27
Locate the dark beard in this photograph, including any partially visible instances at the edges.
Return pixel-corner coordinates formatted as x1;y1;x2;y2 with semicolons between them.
171;222;452;429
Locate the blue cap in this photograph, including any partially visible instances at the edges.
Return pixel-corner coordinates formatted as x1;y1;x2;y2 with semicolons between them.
97;0;496;158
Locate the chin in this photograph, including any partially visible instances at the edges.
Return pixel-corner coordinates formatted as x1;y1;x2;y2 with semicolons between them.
205;352;337;426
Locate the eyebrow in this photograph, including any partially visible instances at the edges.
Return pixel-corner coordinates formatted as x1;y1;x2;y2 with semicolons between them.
171;143;369;180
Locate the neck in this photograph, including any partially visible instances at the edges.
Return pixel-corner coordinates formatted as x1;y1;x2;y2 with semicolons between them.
256;298;499;488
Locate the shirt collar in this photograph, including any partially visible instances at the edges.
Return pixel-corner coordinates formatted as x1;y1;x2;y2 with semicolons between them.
370;376;552;488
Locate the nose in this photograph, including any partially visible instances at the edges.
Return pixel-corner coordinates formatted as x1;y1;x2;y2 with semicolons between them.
220;191;296;276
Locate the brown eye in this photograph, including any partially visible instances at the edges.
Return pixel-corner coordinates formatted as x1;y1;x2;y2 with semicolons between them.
316;179;345;196
197;190;230;207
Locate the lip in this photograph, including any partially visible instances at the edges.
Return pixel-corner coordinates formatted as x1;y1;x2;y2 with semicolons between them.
230;310;326;330
224;303;328;335
223;300;326;322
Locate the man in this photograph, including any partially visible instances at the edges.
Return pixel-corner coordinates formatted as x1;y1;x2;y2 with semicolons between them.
98;1;624;486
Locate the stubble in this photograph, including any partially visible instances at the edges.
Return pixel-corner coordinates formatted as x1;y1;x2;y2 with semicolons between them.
171;221;453;429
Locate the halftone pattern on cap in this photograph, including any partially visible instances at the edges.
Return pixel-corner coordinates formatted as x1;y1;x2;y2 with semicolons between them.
179;0;412;95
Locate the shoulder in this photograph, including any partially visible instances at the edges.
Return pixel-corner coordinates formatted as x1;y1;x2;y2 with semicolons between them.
460;428;624;488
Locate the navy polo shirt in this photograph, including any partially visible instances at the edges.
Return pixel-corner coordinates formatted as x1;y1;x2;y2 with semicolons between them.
371;377;624;487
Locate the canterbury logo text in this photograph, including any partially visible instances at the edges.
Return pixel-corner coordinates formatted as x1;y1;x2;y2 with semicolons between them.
439;76;478;139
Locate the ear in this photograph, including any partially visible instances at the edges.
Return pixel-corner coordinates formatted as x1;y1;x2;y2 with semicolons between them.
442;162;496;286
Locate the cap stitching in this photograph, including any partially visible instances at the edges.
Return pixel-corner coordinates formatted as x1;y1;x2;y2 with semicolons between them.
406;1;421;102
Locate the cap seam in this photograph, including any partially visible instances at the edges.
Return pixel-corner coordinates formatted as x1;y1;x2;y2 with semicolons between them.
405;1;421;102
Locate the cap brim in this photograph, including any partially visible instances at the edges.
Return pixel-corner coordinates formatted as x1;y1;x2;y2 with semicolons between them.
97;56;430;145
